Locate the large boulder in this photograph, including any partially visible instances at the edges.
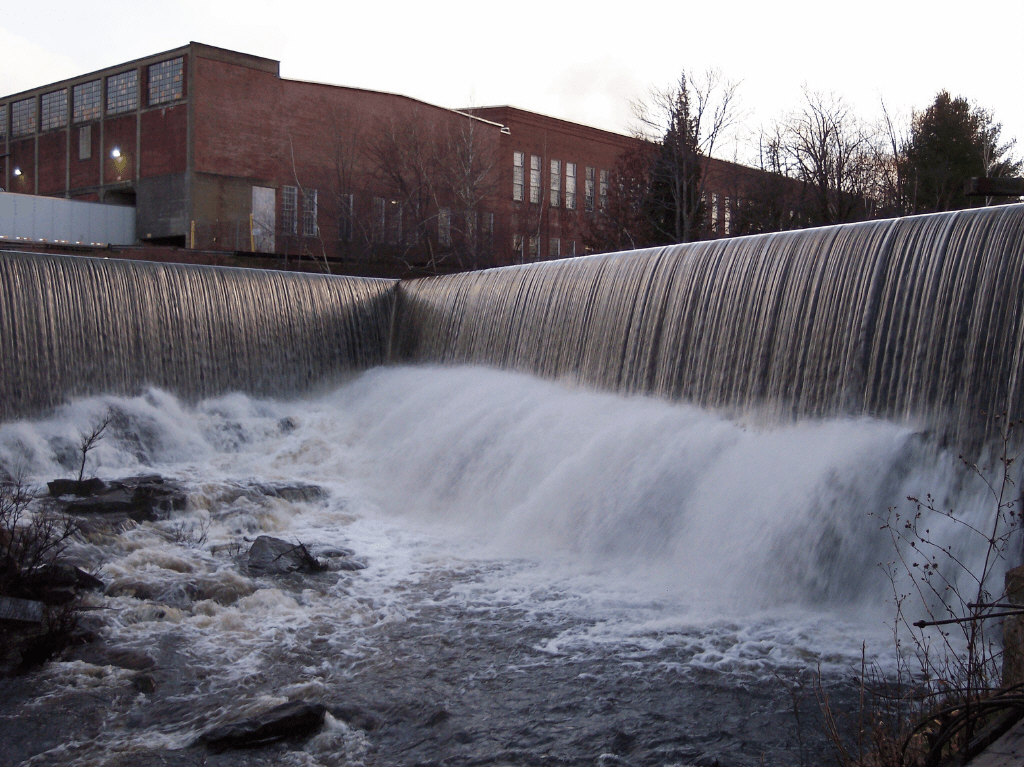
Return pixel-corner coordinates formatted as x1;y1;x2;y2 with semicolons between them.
195;700;327;751
50;475;186;522
246;536;327;575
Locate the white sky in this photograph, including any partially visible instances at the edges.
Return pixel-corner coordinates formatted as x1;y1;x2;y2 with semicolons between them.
3;1;1023;166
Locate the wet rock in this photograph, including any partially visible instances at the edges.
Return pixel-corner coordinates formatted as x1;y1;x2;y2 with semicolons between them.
131;673;157;694
246;536;327;575
0;595;45;625
54;475;186;522
256;483;327;503
47;477;107;497
195;700;327;751
24;564;104;593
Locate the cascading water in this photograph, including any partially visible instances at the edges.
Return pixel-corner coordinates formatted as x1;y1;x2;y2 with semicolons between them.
0;205;1022;766
0;253;396;419
394;204;1024;444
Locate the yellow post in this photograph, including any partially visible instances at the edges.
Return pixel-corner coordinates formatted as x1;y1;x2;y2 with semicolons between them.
190;220;196;249
249;214;255;252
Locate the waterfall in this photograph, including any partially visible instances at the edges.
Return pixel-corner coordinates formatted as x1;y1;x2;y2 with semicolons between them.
3;204;1024;444
0;252;396;420
393;204;1024;443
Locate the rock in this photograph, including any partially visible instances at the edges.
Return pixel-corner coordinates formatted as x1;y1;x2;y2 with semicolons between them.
47;478;107;497
0;595;45;625
131;673;157;694
24;564;104;592
55;475;186;522
246;536;327;575
256;484;327;503
195;700;327;751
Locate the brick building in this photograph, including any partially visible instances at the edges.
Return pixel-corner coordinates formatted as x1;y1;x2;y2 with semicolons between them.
1;42;781;273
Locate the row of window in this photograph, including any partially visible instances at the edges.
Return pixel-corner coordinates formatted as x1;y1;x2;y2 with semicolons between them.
512;152;608;212
512;235;577;260
707;192;733;235
0;58;183;141
280;186;494;249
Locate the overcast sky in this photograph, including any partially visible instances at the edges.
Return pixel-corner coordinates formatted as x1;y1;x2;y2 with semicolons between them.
3;0;1023;166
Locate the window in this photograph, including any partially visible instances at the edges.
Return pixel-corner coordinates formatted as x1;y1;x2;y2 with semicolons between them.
724;197;731;235
78;125;92;161
549;238;560;258
565;163;577;209
107;70;138;115
0;104;7;140
528;236;539;260
513;234;524;261
529;155;541;204
148;58;184;106
11;98;36;137
512;151;524;201
570;240;576;256
584;167;595;213
438;207;451;248
599;169;609;208
711;193;719;231
73;81;102;123
338;193;354;242
302;189;318;237
282;186;298;234
464;210;476;246
550;159;561;208
41;90;67;131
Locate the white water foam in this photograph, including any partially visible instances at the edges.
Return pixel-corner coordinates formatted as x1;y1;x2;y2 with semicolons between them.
1;365;1012;763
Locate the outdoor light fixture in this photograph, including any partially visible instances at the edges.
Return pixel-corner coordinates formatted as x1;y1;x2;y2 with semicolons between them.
111;148;121;159
12;167;22;177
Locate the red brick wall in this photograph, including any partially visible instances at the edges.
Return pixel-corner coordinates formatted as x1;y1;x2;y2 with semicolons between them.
140;104;187;176
36;131;66;195
7;138;35;195
103;115;137;185
193;56;281;180
70;124;101;191
472;107;645;262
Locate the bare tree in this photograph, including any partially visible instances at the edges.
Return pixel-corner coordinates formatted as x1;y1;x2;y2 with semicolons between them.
763;87;878;226
435;112;499;270
366;113;446;271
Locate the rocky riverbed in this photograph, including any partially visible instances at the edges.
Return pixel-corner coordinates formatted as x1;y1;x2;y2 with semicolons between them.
0;473;860;767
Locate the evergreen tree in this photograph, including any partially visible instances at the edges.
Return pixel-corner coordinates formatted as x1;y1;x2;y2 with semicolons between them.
902;91;1021;213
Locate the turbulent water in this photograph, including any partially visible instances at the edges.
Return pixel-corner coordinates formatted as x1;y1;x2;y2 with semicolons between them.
0;366;1009;767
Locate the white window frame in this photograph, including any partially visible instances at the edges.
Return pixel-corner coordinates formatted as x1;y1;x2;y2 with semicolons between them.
282;186;298;235
529;155;541;204
302;189;318;237
550;159;561;208
512;151;525;201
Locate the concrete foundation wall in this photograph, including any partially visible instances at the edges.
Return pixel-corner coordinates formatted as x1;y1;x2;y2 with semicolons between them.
0;191;136;245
